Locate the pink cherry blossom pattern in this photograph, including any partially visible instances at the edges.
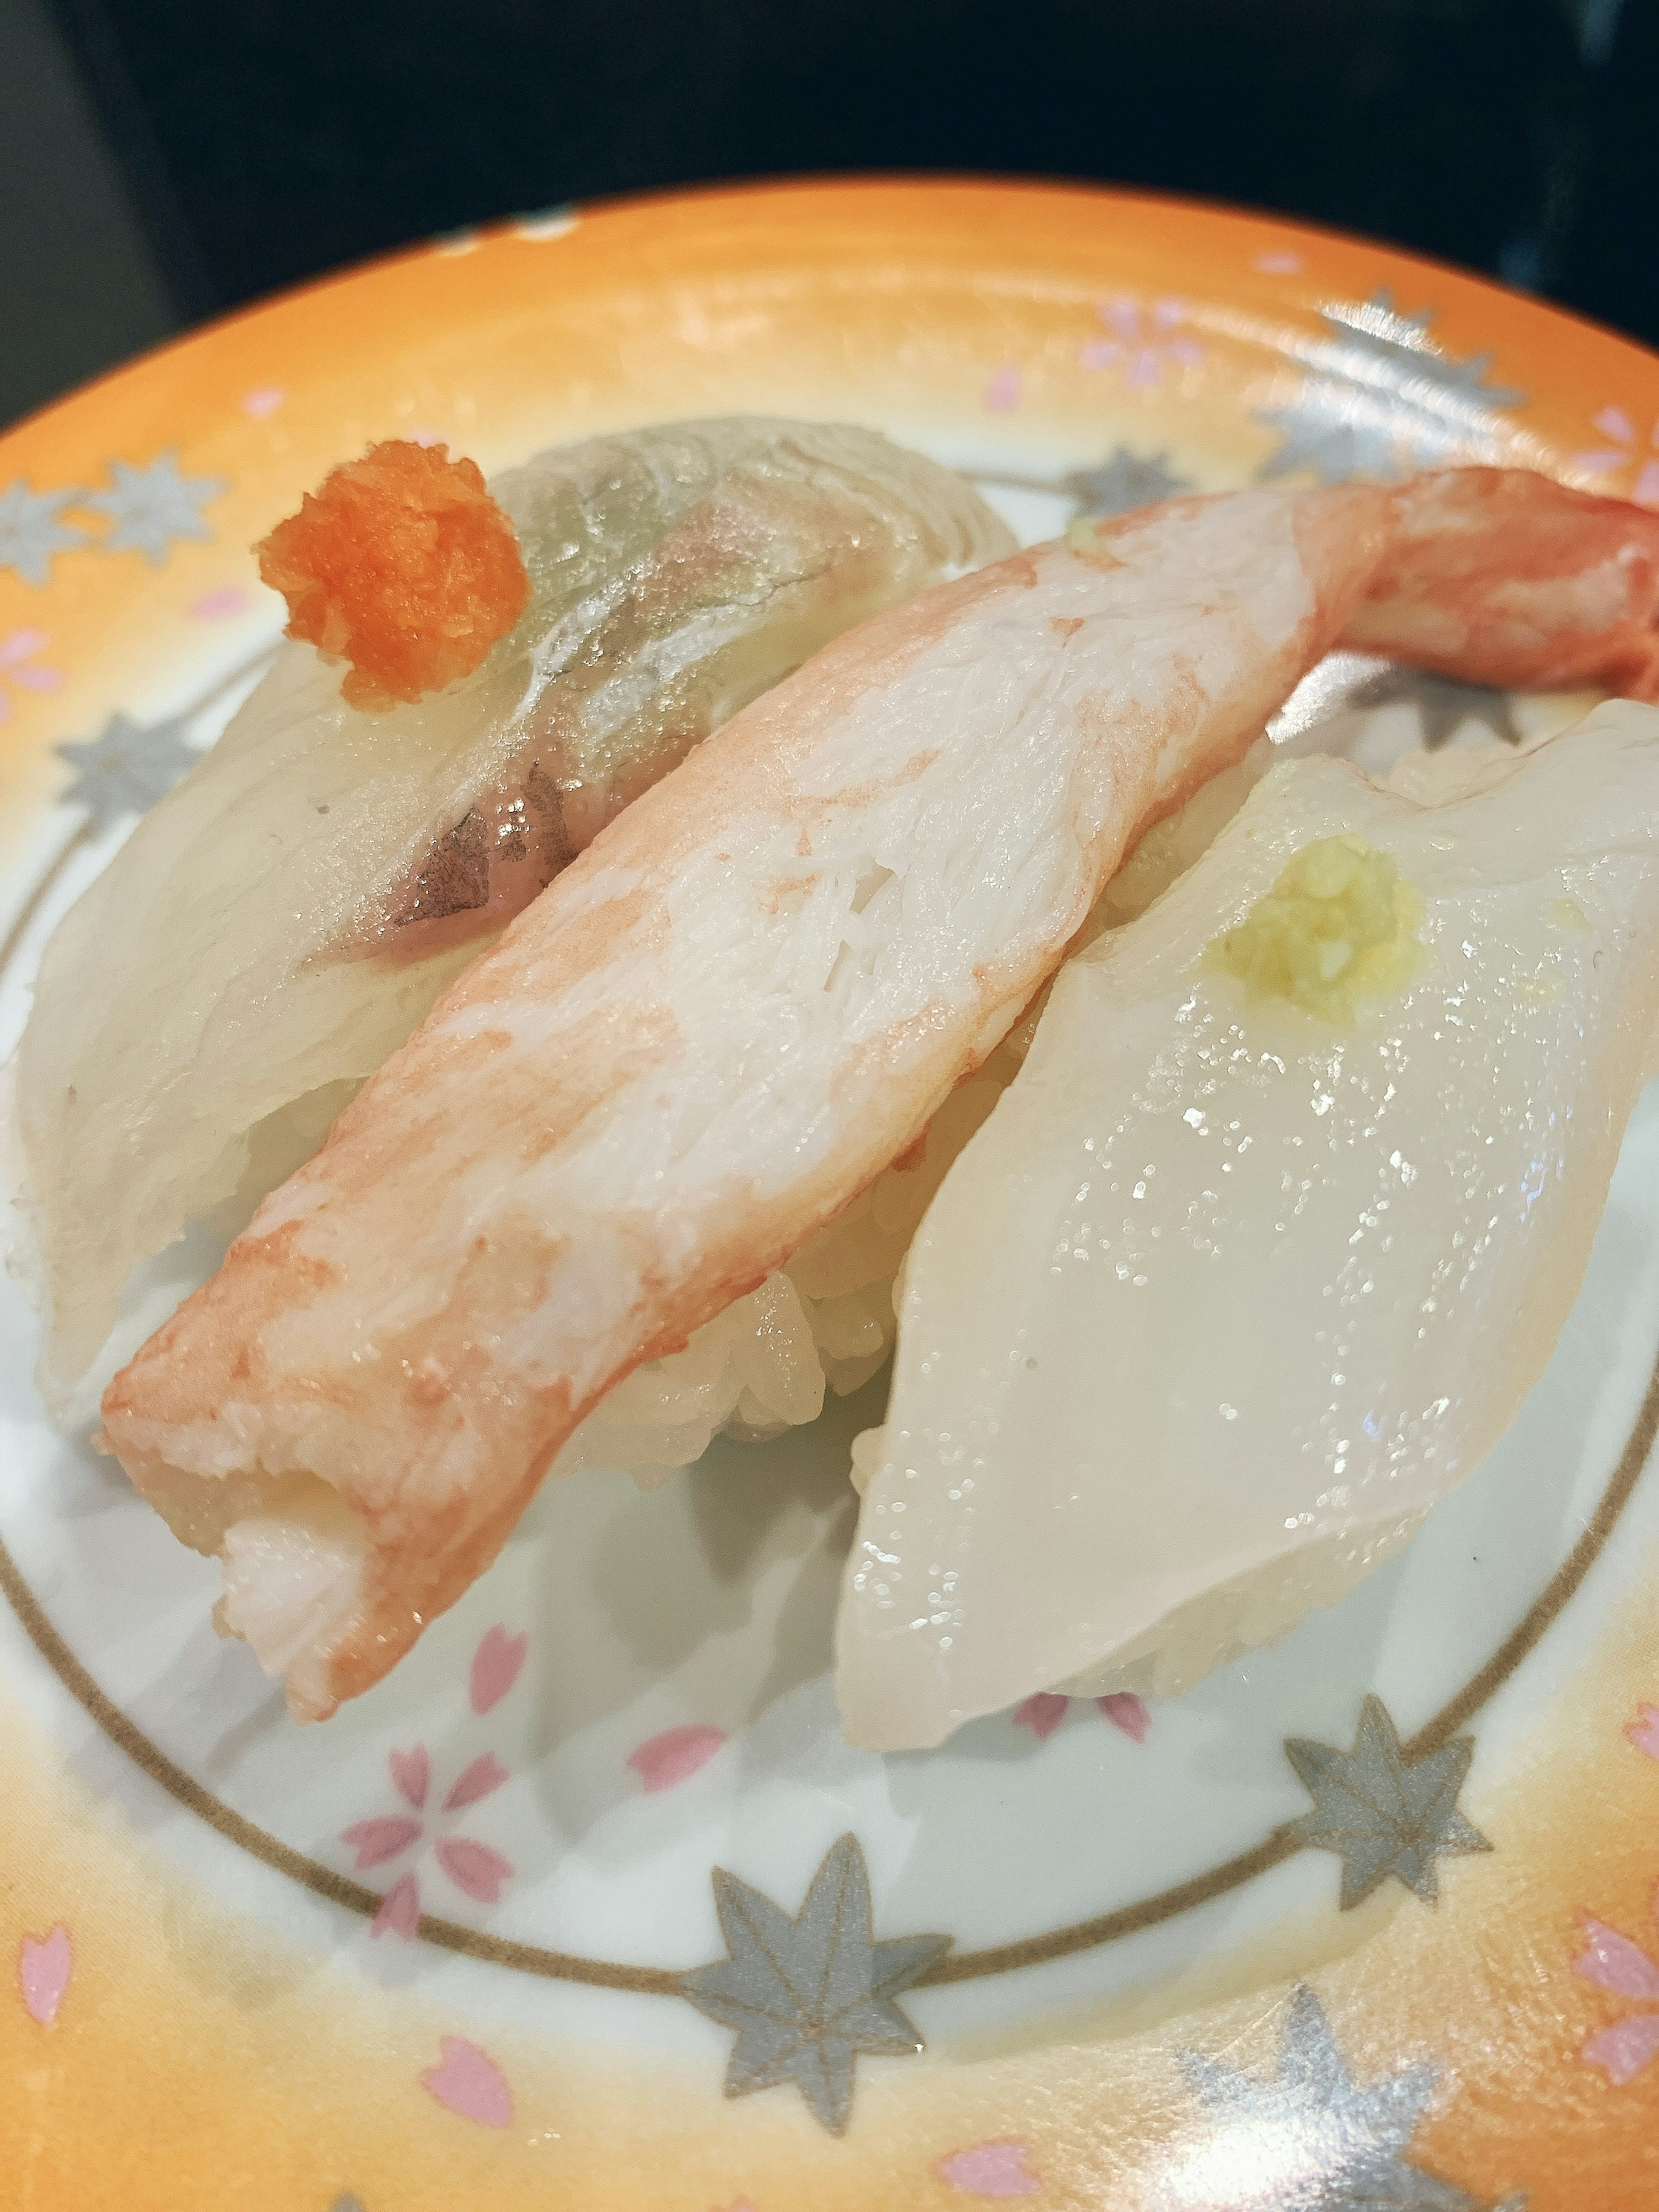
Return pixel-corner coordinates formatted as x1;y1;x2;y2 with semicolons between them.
1624;1703;1659;1761
435;1838;514;1904
0;629;65;724
983;366;1022;413
935;2139;1042;2197
1098;1692;1150;1743
241;386;286;419
1572;407;1659;507
341;1815;423;1868
18;1926;72;2027
1584;2014;1659;2085
1081;295;1203;388
627;1724;728;1792
391;1745;431;1808
341;1737;516;1937
372;1872;421;1940
470;1624;528;1714
1011;1693;1069;1742
1573;1910;1659;2081
1573;1916;1659;1999
188;585;249;620
421;2037;512;2127
444;1751;509;1810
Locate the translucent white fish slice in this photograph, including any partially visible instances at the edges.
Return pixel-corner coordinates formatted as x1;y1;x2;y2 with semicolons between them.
16;419;1011;1413
836;700;1659;1751
99;470;1659;1720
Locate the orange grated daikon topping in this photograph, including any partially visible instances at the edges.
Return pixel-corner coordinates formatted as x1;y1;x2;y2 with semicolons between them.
256;439;530;710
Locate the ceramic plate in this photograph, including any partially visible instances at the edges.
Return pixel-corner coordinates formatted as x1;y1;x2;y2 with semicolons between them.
3;179;1659;2211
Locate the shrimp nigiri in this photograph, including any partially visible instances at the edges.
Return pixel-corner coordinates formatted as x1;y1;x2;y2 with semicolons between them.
99;469;1659;1719
16;420;1012;1411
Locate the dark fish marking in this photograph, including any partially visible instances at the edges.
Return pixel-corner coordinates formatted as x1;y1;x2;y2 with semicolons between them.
524;760;575;885
338;759;579;963
397;807;492;924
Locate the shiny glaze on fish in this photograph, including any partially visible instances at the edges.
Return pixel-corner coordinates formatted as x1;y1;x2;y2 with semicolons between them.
19;418;1010;1405
836;704;1659;1749
99;470;1659;1718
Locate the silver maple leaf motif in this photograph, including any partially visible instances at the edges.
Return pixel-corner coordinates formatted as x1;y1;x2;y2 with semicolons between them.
1059;445;1195;518
85;452;226;566
56;709;199;830
1167;1983;1527;2212
0;480;89;588
1268;652;1522;753
1348;665;1523;750
1079;449;1194;518
1257;290;1525;486
680;1832;950;2136
974;442;1195;521
1286;1696;1490;1910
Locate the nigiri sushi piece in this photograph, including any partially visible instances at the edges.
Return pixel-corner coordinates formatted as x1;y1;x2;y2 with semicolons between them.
16;420;1013;1411
552;1053;1018;1484
254;439;532;709
836;701;1659;1750
98;470;1659;1720
586;758;1268;1492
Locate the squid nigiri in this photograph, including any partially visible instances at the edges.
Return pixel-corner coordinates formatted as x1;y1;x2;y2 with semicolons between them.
98;469;1659;1720
835;701;1659;1748
16;420;1013;1410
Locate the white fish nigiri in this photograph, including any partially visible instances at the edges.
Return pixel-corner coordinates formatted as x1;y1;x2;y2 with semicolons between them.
836;701;1659;1750
96;474;1399;1718
99;471;1659;1720
17;419;1012;1411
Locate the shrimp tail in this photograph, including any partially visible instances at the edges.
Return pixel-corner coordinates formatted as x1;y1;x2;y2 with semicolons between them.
98;466;1659;1719
1342;468;1659;698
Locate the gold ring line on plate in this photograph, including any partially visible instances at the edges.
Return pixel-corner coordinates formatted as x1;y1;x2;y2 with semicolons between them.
0;1354;1652;1996
4;642;1656;1994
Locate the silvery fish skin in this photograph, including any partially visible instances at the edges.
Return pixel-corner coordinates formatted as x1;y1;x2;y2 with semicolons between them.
836;706;1659;1751
17;418;1014;1407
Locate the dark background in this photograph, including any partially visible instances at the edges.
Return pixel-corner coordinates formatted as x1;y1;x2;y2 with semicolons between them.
3;0;1653;429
